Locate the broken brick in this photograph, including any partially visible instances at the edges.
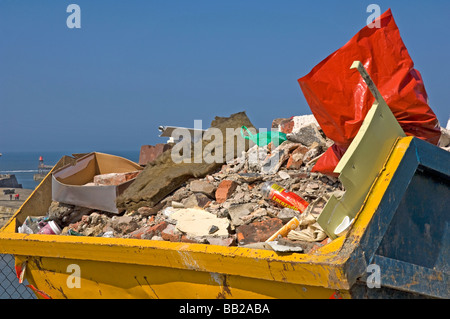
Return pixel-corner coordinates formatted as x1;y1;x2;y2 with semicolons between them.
130;220;169;239
129;225;152;239
215;180;237;203
272;118;295;134
93;171;141;186
286;145;309;169
161;224;181;242
271;117;290;130
236;218;283;245
139;144;172;166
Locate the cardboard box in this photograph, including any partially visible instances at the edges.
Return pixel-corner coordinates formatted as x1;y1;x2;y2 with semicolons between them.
52;152;143;214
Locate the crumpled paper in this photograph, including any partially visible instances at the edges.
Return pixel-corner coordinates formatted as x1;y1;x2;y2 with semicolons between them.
287;196;328;242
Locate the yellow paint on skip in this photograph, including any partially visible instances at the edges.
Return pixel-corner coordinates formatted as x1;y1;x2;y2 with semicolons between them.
0;137;415;299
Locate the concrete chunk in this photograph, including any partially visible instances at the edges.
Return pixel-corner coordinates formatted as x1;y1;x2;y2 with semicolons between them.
116;112;254;211
228;203;257;227
189;180;216;198
171;208;230;237
286;123;326;146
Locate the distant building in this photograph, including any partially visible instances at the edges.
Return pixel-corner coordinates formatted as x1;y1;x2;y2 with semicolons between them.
33;156;53;181
0;174;22;188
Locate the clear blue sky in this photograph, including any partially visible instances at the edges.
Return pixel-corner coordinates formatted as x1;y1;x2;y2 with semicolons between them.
1;0;449;153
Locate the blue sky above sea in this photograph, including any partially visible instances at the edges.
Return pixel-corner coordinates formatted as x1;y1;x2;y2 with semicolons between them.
0;1;449;154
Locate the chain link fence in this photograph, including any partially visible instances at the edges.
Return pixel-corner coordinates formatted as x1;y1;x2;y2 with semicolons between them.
0;254;36;299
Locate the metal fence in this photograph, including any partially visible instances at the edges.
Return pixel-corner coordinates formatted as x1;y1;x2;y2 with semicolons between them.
0;254;36;299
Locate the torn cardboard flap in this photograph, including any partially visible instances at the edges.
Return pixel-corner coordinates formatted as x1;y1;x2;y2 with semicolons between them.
52;152;143;214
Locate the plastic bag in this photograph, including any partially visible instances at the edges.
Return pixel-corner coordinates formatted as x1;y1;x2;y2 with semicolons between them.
240;125;287;147
298;9;441;175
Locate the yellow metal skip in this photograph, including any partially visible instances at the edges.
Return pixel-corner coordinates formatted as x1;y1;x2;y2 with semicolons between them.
0;138;415;299
5;231;349;298
14;255;345;299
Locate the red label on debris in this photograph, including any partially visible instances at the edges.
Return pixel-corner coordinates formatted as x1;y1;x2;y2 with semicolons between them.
269;185;308;212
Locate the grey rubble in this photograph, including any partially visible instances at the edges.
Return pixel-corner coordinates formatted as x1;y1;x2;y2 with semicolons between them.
47;114;346;253
50;117;450;251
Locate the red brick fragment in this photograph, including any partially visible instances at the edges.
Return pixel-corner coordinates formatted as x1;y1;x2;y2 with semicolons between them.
139;144;172;166
130;221;168;239
93;171;140;186
236;218;283;245
272;118;295;134
161;224;181;242
215;180;237;204
286;145;309;170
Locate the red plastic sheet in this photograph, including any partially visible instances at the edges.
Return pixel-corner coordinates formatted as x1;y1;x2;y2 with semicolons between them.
298;9;441;175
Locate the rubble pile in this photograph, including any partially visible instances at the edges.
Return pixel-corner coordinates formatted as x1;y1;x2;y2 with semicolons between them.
53;167;341;249
28;115;345;254
19;111;450;254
